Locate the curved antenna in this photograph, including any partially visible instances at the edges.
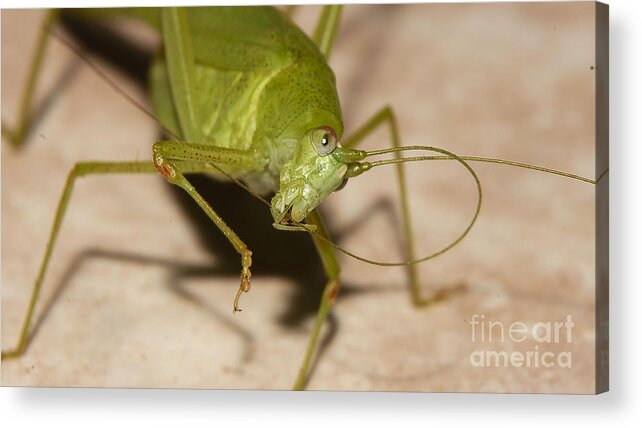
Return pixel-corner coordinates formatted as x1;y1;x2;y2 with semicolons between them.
364;146;599;184
407;155;598;184
283;142;598;267
283;145;484;267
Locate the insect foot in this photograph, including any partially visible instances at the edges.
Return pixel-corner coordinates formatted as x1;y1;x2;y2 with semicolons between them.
414;282;467;308
234;250;253;312
1;346;24;361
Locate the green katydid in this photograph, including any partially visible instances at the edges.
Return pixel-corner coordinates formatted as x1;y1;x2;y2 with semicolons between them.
1;5;600;391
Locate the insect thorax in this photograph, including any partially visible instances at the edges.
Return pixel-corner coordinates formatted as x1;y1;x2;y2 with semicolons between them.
148;7;343;194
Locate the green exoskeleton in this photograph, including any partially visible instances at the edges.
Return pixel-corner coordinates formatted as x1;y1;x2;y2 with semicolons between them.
1;5;599;390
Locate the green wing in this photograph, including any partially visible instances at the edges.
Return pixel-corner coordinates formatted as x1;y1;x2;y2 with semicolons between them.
67;6;295;71
187;7;294;71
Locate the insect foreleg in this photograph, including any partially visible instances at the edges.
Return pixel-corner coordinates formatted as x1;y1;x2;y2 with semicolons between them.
2;9;59;147
152;141;267;312
293;209;341;390
1;161;157;360
343;106;465;307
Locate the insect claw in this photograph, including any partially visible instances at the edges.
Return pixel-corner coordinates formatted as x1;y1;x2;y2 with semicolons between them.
233;287;243;312
233;273;251;313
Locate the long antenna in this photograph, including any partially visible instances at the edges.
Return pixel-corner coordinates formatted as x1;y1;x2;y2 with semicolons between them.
282;145;484;267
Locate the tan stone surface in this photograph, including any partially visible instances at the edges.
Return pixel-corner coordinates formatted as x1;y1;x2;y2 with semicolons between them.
1;4;597;392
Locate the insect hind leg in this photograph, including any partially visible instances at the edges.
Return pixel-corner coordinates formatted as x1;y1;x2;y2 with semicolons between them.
1;160;157;360
343;106;466;307
2;10;60;147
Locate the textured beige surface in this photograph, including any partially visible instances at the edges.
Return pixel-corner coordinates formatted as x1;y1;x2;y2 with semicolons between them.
2;4;596;392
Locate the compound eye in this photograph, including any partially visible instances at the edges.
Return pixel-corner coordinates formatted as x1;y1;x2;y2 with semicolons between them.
311;126;338;156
